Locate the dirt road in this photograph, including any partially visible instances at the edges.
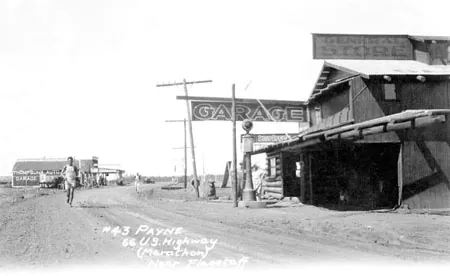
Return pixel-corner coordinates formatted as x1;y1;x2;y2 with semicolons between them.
0;184;449;273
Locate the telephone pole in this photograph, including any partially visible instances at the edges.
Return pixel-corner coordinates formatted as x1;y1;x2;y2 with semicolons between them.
157;79;212;198
166;119;188;189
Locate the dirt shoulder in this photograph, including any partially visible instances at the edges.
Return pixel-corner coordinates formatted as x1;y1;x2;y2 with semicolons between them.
136;183;450;262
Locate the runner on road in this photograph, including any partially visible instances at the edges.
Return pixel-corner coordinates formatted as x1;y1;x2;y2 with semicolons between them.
61;156;79;207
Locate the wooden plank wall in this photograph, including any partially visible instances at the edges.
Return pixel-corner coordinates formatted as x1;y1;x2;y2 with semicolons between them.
400;79;450;208
321;89;350;118
352;77;402;143
263;152;283;199
352;77;402;122
402;141;450;208
307;86;352;133
309;68;353;128
351;76;450;208
306;107;352;134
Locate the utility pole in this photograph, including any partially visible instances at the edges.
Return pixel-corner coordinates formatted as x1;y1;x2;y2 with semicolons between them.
202;153;205;183
165;119;189;189
232;84;238;207
157;79;212;198
184;118;187;190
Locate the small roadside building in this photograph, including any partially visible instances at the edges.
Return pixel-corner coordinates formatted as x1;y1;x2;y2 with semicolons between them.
12;157;98;188
253;34;450;210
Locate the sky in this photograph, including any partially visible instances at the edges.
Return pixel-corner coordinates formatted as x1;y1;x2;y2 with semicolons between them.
0;0;449;176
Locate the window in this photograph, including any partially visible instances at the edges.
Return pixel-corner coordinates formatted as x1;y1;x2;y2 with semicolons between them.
314;106;322;123
295;161;301;178
383;83;398;101
268;157;276;177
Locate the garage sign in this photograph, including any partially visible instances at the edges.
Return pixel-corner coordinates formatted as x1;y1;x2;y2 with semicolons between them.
191;101;306;122
13;172;40;187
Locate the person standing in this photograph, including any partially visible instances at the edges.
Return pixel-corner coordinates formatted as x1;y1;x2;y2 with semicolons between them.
61;156;79;207
135;173;141;193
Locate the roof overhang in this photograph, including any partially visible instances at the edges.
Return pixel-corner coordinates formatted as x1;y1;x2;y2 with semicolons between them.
252;109;450;155
308;60;450;103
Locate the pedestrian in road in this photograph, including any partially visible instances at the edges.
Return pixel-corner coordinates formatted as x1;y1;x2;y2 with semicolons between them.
135;173;141;193
61;156;79;207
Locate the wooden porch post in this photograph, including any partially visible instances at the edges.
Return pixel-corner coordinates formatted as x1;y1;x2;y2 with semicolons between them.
349;79;354;121
308;154;313;205
397;143;404;207
300;153;306;203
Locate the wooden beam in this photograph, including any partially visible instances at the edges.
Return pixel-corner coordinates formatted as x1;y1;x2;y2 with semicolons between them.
349;80;355;121
252;110;450;156
264;187;283;194
263;182;283;188
264;191;284;200
321;110;437;138
335;115;444;140
279;138;322;153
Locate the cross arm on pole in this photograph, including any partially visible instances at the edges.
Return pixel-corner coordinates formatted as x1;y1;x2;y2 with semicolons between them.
156;80;212;87
165;120;186;123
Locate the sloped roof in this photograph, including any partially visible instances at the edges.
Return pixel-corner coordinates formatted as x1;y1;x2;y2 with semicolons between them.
13;159;94;172
408;35;450;42
309;60;450;102
324;60;450;78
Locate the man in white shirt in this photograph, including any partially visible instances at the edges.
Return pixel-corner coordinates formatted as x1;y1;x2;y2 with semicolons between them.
61;156;79;207
135;173;141;193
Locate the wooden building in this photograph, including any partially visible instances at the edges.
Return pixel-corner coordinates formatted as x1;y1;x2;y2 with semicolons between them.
253;34;450;210
12;157;98;188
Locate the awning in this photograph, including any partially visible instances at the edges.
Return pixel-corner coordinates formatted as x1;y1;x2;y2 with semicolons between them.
252;109;450;155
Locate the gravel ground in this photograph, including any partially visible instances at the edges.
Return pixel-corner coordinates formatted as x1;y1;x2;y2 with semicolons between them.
0;183;449;275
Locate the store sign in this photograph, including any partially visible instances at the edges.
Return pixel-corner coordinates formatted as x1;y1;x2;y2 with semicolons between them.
191;101;306;122
92;156;98;168
254;133;297;143
313;34;413;60
241;133;297;144
13;172;40;186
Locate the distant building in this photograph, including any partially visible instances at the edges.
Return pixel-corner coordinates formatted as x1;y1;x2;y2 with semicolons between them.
11;157;99;187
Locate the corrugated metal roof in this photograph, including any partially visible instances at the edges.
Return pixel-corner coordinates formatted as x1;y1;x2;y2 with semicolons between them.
408;35;450;42
325;60;450;78
13;159;93;172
